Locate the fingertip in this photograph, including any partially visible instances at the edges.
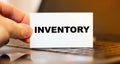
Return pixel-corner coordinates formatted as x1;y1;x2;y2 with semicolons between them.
19;24;32;39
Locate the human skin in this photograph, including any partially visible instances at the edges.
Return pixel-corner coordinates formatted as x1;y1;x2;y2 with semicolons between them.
0;2;32;47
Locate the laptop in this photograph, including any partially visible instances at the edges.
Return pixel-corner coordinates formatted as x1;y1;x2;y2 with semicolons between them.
1;0;120;64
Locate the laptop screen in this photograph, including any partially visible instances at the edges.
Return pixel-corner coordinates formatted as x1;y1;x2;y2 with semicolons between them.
38;0;120;42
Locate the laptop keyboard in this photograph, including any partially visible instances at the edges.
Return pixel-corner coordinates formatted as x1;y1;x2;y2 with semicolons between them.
32;48;93;56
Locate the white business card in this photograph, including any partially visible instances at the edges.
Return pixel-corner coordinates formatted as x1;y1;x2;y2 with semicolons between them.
30;13;93;48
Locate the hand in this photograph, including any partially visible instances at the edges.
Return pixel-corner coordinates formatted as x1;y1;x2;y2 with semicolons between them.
0;2;32;47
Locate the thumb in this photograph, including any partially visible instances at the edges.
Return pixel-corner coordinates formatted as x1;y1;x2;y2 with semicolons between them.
10;23;32;40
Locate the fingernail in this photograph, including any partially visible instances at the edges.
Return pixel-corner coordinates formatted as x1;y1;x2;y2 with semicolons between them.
25;38;30;43
21;38;30;44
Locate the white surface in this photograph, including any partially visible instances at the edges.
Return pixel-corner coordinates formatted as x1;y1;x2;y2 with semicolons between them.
30;13;93;48
0;0;41;13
